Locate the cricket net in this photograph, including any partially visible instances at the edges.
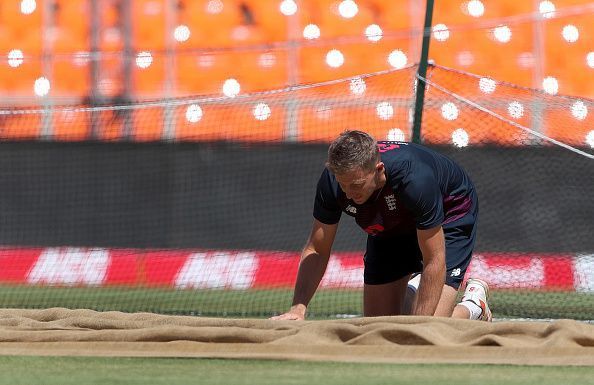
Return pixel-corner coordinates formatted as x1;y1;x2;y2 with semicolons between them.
0;64;592;319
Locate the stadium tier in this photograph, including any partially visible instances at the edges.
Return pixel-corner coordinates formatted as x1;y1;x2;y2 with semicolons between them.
0;1;593;319
0;64;593;319
0;1;593;101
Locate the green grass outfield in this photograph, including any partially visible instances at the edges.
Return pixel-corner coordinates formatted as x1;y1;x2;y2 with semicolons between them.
0;356;592;385
0;285;593;320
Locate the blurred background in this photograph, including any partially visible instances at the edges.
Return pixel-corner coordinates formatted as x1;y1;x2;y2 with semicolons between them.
0;0;592;142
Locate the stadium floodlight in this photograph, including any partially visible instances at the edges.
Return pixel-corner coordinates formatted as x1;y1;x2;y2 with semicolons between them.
222;78;240;97
441;102;459;121
174;25;191;42
135;51;153;69
326;49;344;68
562;25;579;43
571;100;588;121
542;76;559;95
303;24;320;40
7;49;24;68
492;25;512;43
20;0;36;14
338;0;358;19
376;102;394;120
387;128;405;141
507;101;524;119
253;103;272;121
279;0;297;16
365;24;383;42
539;1;556;18
479;77;496;94
33;77;50;97
466;0;485;17
349;77;366;96
387;49;407;69
185;104;203;123
452;128;470;147
432;24;450;42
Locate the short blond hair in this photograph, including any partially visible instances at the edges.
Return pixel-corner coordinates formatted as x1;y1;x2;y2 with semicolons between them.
326;130;379;175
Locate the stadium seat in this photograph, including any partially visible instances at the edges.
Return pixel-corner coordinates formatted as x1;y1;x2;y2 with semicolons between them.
544;106;591;147
231;49;289;92
297;103;408;143
4;57;43;96
175;51;236;95
245;0;313;41
298;44;367;84
52;108;90;141
543;16;591;96
51;57;90;98
317;1;375;38
49;27;90;53
178;0;244;47
0;0;43;36
421;102;532;146
96;110;125;141
179;22;268;49
54;0;89;35
132;53;166;98
431;0;470;25
366;38;413;73
366;0;412;31
19;29;44;55
0;115;41;140
225;101;285;141
133;0;166;50
175;103;232;141
99;0;120;28
100;26;125;52
132;107;164;141
176;102;284;142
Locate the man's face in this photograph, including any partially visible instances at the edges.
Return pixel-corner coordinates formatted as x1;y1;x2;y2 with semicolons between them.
335;162;385;204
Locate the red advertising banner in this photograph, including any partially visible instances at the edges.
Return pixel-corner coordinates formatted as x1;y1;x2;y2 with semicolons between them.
0;247;585;291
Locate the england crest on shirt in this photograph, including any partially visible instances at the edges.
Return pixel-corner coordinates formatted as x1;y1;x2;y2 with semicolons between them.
384;194;397;211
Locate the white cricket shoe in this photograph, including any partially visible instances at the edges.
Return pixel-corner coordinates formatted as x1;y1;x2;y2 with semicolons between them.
461;278;492;322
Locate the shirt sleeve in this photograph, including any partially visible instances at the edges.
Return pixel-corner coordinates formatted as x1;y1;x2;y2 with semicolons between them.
398;163;444;229
313;169;342;225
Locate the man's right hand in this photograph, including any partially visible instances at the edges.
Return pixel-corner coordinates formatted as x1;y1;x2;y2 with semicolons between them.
269;304;306;320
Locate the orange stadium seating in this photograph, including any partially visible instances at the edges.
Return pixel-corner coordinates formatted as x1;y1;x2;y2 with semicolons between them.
0;114;41;140
175;102;285;142
133;0;167;50
0;0;43;37
245;0;314;40
132;52;166;96
52;108;90;141
0;0;593;143
317;0;375;38
54;0;90;35
132;106;164;141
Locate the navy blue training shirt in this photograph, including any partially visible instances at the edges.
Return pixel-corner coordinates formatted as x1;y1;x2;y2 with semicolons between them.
313;141;476;237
